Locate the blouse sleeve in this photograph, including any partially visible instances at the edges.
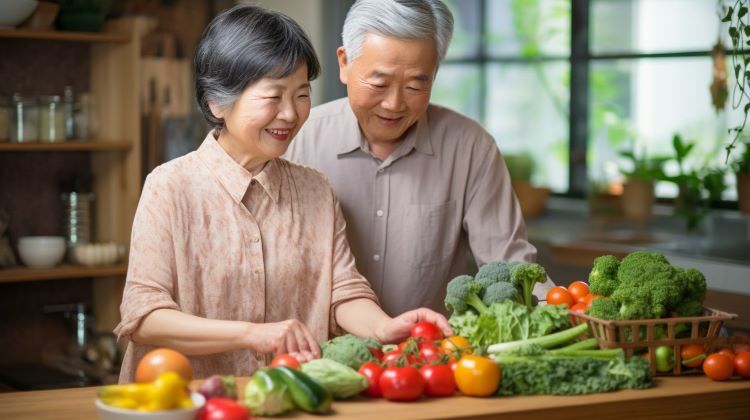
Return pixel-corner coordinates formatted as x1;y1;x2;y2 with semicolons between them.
329;194;379;334
114;170;180;341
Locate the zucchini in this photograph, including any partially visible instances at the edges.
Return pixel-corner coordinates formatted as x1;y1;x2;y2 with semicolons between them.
272;366;332;414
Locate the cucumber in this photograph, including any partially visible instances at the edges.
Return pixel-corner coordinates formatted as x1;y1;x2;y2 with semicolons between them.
272;366;332;414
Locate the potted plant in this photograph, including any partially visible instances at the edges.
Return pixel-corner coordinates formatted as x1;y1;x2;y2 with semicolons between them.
735;142;750;213
504;153;550;218
659;134;727;231
618;147;668;225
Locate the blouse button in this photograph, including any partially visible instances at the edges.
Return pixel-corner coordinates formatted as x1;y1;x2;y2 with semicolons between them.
373;254;381;262
252;237;260;243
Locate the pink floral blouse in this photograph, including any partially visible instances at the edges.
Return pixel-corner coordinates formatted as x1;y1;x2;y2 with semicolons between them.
114;134;378;383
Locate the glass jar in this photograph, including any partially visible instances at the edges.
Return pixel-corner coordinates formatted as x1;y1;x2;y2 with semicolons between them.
39;95;65;143
10;94;38;143
0;96;9;142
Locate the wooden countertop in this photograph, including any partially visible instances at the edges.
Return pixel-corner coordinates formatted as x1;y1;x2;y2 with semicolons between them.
0;375;749;419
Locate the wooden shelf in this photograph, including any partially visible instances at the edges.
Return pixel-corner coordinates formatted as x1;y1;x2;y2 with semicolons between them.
0;28;130;43
0;141;131;152
0;263;127;284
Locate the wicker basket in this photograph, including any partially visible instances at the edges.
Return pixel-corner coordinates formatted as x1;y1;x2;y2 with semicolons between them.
571;307;737;376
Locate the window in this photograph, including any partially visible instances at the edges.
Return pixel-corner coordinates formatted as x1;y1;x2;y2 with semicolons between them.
431;0;741;201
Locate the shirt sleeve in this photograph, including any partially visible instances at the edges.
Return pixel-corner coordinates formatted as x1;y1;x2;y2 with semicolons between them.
329;193;379;334
114;170;180;341
462;134;555;297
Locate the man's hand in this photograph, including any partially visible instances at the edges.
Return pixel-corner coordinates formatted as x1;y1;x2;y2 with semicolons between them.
374;307;454;344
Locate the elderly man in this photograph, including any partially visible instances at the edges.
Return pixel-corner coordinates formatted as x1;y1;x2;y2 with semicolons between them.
285;0;553;316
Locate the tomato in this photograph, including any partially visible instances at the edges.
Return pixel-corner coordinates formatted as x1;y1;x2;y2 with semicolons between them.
703;353;735;381
369;347;384;361
454;355;500;397
270;354;301;369
569;302;588;325
717;348;736;360
410;321;443;342
200;397;250;420
419;364;456;397
734;352;750;378
135;348;193;383
379;366;425;401
419;343;443;363
449;360;458;372
440;336;472;359
680;344;706;368
546;286;575;307
358;361;385;397
382;350;402;367
568;281;590;303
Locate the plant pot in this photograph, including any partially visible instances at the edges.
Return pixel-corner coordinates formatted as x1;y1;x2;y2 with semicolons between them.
737;172;750;214
512;181;550;218
621;180;654;224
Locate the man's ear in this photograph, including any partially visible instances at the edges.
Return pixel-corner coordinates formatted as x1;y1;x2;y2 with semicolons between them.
337;47;349;85
208;101;225;119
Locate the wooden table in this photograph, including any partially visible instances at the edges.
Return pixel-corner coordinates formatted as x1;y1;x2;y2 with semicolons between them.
1;376;749;419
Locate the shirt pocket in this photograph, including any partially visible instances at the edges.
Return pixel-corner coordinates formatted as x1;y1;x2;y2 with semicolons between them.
405;200;460;268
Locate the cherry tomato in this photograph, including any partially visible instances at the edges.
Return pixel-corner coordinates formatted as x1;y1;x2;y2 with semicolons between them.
454;355;500;397
358;361;385;397
568;281;590;303
717;348;736;360
379;365;425;401
419;364;456;397
703;353;735;381
270;354;301;369
734;352;750;378
135;348;193;383
419;343;443;363
546;286;575;307
440;336;472;359
449;360;458;372
369;347;384;361
382;350;402;367
410;321;443;342
680;344;706;368
569;302;588;325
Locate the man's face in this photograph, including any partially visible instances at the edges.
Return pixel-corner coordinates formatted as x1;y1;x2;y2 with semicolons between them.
338;34;438;147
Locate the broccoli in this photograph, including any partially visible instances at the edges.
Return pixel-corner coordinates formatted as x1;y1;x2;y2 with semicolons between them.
444;275;489;315
482;281;522;307
611;251;685;320
509;262;547;309
673;268;707;317
320;334;377;370
587;296;620;320
588;255;620;296
475;261;512;291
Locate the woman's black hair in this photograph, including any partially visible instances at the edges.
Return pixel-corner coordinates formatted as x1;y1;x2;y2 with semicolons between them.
195;5;321;128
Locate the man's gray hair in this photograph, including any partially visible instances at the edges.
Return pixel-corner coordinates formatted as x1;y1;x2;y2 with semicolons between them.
342;0;454;64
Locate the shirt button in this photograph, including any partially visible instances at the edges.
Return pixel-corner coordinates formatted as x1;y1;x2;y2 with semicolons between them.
254;268;261;274
373;254;381;262
252;237;260;243
376;210;384;217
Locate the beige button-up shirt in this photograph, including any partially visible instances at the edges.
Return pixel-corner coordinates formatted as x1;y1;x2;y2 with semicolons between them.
285;98;552;316
115;134;378;382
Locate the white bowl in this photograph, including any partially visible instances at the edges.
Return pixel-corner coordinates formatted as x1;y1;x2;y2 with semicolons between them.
0;0;39;28
73;242;121;266
95;392;205;420
17;236;66;269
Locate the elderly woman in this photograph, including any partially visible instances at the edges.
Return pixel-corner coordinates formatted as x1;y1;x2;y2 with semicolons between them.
115;4;451;383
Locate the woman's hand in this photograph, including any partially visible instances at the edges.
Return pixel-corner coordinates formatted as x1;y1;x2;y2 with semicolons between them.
374;307;454;344
245;319;321;362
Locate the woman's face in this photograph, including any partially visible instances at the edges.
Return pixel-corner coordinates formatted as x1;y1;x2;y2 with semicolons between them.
213;64;312;163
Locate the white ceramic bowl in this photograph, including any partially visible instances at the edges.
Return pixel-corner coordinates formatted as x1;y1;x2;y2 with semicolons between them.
73;242;121;266
17;236;66;268
95;392;205;420
0;0;39;28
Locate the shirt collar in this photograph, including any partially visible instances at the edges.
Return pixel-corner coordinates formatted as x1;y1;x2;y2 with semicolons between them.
336;105;434;157
197;133;281;205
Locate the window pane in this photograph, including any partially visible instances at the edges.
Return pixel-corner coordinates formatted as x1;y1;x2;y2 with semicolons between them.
443;0;481;60
486;0;571;58
431;64;482;122
485;62;570;192
588;57;739;199
591;0;724;55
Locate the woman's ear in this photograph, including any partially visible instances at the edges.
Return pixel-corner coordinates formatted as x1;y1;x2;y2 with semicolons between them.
208;101;225;119
337;47;349;85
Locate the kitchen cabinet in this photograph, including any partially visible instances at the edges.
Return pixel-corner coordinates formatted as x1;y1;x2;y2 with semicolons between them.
0;375;748;419
0;18;154;332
